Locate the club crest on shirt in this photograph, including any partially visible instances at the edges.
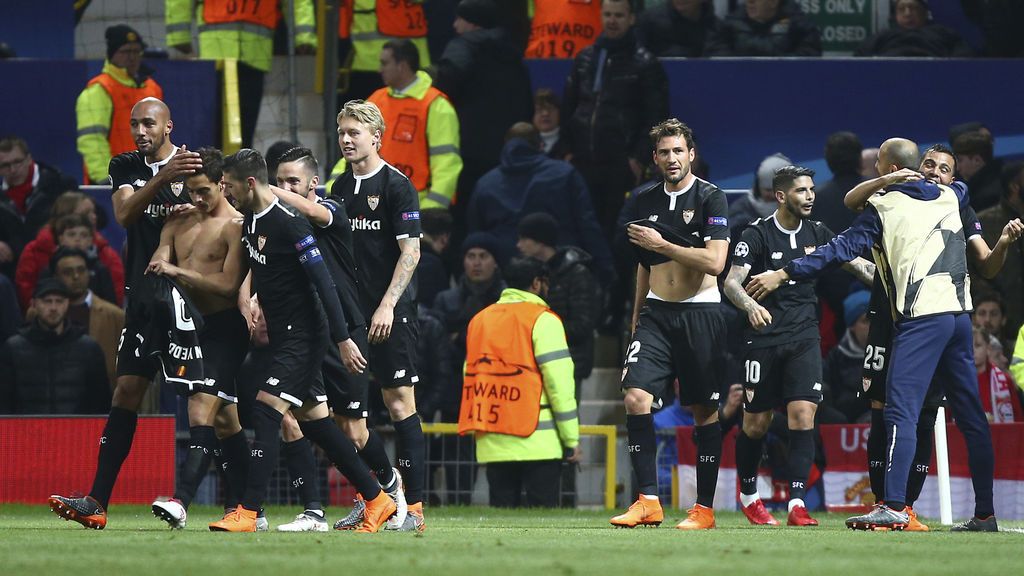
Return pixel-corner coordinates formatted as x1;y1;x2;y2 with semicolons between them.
171;181;184;196
367;194;380;211
862;377;872;392
681;209;694;224
745;388;754;403
804;245;816;254
257;235;267;251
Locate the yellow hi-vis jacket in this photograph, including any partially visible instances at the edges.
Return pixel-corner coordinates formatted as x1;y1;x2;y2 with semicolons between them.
463;288;579;463
327;71;460;209
166;0;317;72
76;60;164;183
345;0;430;73
1011;325;1024;389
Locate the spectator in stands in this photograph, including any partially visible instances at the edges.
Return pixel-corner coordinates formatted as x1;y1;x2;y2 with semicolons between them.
460;256;580;508
730;153;791;235
813;132;863;234
987;332;1010;373
953;130;1004;212
49;248;124;389
329;39;463;210
562;0;668;236
0;278;110;415
824;290;873;424
860;148;880;179
949;121;990;148
706;0;821;57
16;213;121;310
166;1;317;148
532;89;570;161
972;291;1010;345
467;123;614;280
434;232;507;357
856;0;972;58
434;0;533;212
419;208;454;309
525;0;602;59
973;161;1024;334
0;275;20;342
516;212;600;396
76;25;163;184
0;136;78;277
637;0;722;57
974;327;1023;422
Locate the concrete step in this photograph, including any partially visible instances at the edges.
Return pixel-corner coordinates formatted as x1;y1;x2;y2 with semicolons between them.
579;399;624;427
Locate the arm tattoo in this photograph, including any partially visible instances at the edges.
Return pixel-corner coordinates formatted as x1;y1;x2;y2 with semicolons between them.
385;241;420;307
723;265;758;312
843;257;876;286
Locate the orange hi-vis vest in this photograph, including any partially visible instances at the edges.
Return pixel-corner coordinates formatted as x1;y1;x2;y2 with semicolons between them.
339;0;427;39
525;0;602;59
459;301;548;438
369;85;443;192
203;0;280;29
85;73;163;157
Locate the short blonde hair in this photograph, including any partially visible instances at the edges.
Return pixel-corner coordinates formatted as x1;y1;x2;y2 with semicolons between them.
337;99;386;150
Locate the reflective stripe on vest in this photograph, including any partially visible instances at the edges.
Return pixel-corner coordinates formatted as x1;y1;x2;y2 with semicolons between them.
85;73;163;156
340;0;427;39
370;85;443;193
203;0;279;29
459;302;548;438
525;0;602;59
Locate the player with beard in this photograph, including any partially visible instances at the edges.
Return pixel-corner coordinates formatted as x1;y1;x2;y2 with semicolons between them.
49;98;202;529
842;144;1022;530
207;149;396;533
611;118;729;530
722;166;874;527
267;147;407;532
331;100;426;531
145;147;251;529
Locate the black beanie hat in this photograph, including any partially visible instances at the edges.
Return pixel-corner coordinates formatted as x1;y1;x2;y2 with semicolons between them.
456;0;500;29
106;24;146;60
517;212;558;248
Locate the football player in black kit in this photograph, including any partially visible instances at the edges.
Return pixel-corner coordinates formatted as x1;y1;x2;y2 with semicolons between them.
331;100;426;531
611;119;729;530
268;147;408;532
841;145;1022;531
723;166;875;527
207;149;396;533
49;98;203;529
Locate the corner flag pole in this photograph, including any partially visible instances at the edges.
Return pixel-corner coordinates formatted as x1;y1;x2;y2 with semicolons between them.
934;406;953;525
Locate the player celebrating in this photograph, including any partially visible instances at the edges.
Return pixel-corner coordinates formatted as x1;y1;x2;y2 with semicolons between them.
49;98;202;529
331;100;425;531
269;147;407;531
208;149;395;533
145;147;251;529
723;166;874;527
843;144;1022;530
611;119;729;530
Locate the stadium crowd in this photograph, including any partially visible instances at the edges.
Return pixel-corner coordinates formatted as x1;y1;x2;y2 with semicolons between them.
1;0;1023;532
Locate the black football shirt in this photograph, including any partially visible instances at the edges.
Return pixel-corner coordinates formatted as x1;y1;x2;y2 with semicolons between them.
312;196;365;330
733;213;835;347
628;177;731;269
108;149;190;295
332;161;422;312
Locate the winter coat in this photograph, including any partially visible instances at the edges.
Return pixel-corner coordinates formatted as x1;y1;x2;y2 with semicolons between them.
14;226;124;309
855;23;973;58
636;1;722;57
0;319;110;414
706;7;821;56
545;246;600;380
0;161;77;253
467;138;614;278
433;26;533;188
562;28;668;165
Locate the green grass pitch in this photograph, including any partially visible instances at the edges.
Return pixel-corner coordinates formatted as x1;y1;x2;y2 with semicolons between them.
2;505;1021;575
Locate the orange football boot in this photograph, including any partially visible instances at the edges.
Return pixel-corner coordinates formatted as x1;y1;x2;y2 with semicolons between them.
209;505;258;532
610;496;664;528
676;504;716;530
355;491;398;533
905;506;929;531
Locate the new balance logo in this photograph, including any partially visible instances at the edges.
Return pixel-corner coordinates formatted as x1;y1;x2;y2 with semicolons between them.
771;251;783;259
812;382;822;391
134;179;147;187
710;392;720;400
266;377;280;387
394;369;406;379
347;402;361;410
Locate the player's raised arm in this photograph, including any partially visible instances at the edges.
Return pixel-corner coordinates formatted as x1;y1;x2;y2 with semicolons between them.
270;184;332;227
843;168;922;212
